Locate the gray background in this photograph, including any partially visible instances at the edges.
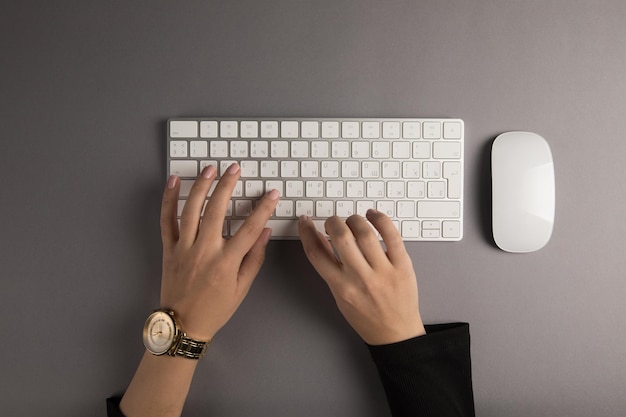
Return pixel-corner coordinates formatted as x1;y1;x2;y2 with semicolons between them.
1;1;625;416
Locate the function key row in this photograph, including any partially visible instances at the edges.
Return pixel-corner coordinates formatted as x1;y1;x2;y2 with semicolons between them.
169;119;462;140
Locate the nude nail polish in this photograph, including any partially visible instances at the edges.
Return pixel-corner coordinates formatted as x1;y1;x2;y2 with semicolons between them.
226;163;240;174
202;164;216;178
267;189;280;200
167;175;178;189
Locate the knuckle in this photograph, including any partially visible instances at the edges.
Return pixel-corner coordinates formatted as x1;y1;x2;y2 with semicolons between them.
179;217;199;230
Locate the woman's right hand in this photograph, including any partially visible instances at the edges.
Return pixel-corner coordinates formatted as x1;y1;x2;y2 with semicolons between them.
298;210;426;345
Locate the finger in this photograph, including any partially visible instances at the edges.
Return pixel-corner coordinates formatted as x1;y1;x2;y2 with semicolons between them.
345;214;388;268
197;163;241;241
225;188;279;258
160;175;180;248
298;215;342;283
366;209;409;265
324;216;371;273
237;227;272;292
178;165;218;247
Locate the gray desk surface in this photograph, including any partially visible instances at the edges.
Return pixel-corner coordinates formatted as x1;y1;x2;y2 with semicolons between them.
2;1;625;416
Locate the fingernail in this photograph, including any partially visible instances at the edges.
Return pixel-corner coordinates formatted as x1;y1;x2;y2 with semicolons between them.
299;215;309;223
226;163;240;175
267;189;280;200
167;175;178;189
201;164;216;179
366;209;380;216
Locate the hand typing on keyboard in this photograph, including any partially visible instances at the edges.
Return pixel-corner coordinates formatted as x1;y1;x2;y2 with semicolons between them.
299;211;426;345
119;167;427;416
159;164;425;345
159;163;280;342
168;118;464;241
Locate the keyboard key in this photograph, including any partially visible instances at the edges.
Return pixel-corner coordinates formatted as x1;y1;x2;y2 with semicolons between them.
258;218;326;238
311;141;329;158
382;121;400;138
230;141;248;157
240;121;259;138
321;161;339;178
220;121;238;138
260;161;278;177
362;122;380;138
346;181;365;198
377;201;395;217
331;141;350;158
336;201;354;217
301;161;319;177
352;141;370;158
170;160;197;177
281;121;298;138
200;121;218;138
210;141;228;158
295;200;314;216
417;201;460;218
423;122;441;139
271;141;289;158
265;180;283;196
433;142;461;159
275;200;294;217
245;181;264;197
402;122;421;139
170;120;198;138
443;162;462;199
372;142;390;158
427;181;446;199
362;161;380;178
291;141;309;158
442;221;461;238
342;121;359;138
170;141;188;157
392;142;411;159
285;181;304;197
321;121;339;138
413;142;431;159
422;161;441;178
443;122;462;139
316;201;334;217
402;221;420;238
397;201;415;218
261;121;279;138
190;141;207;158
250;141;269;157
301;121;319;138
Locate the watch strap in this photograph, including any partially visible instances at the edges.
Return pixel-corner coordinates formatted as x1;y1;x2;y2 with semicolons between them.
173;335;210;360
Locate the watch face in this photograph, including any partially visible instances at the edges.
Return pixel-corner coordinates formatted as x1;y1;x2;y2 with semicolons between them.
143;311;177;355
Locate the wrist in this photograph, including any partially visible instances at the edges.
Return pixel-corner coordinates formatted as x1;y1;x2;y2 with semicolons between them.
363;317;426;345
143;309;212;360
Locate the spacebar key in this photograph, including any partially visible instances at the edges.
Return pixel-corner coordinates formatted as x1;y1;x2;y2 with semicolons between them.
266;219;327;238
417;201;460;218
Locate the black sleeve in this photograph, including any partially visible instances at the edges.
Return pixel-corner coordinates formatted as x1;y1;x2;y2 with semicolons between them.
107;323;474;417
367;322;475;417
106;396;125;417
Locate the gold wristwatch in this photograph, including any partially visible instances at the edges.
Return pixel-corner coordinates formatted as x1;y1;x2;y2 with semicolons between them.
142;309;210;360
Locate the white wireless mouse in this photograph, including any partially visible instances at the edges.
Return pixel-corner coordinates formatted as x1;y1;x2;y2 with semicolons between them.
492;132;555;253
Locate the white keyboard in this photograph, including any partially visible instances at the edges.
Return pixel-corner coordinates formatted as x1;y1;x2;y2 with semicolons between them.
167;118;464;241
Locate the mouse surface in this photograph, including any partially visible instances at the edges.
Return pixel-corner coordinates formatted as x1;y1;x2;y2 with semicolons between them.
492;132;555;253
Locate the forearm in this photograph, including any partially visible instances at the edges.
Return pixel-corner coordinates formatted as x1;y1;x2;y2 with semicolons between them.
119;351;198;417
